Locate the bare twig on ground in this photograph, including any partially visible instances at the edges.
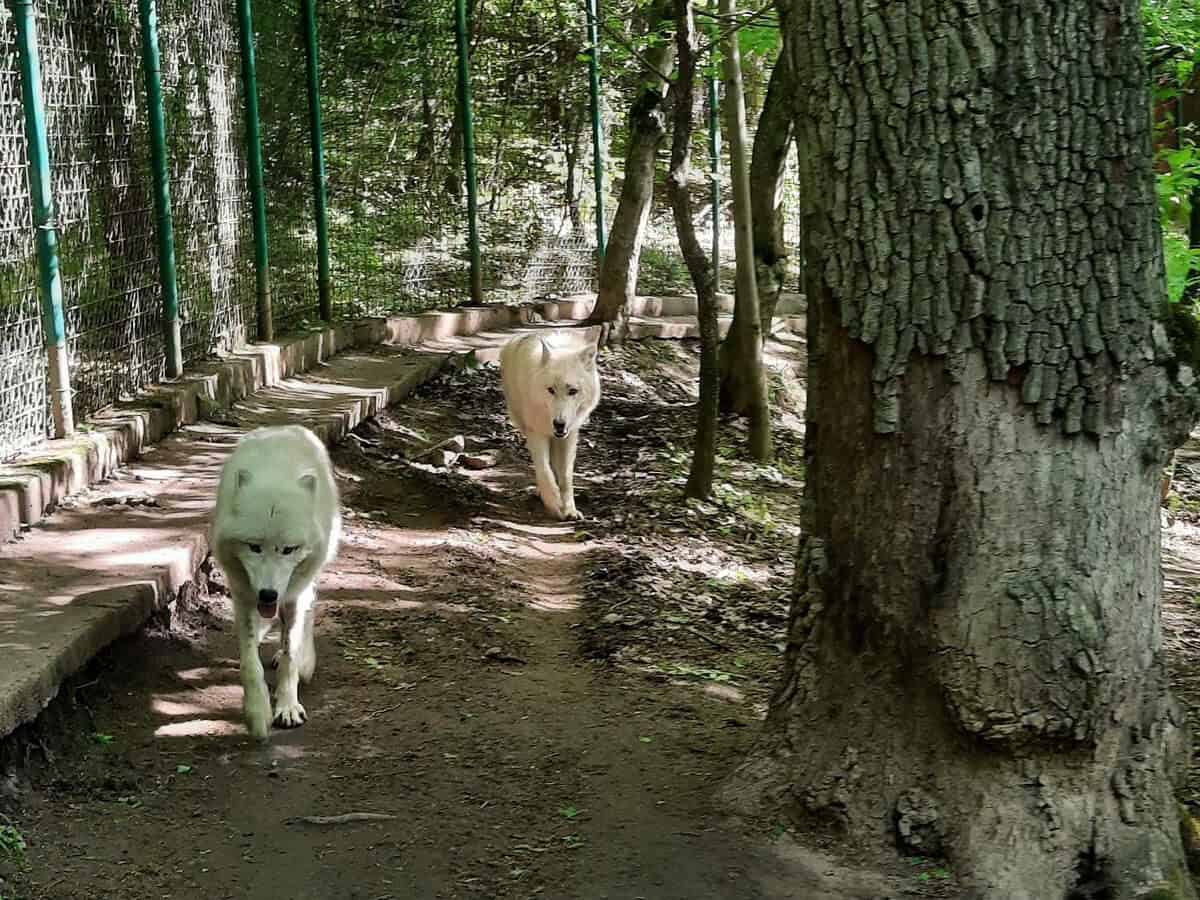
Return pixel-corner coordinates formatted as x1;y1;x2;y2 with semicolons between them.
286;813;398;826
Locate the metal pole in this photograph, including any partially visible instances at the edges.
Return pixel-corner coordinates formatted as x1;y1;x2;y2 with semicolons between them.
235;0;272;340
301;0;332;322
138;0;183;377
708;71;720;292
584;0;605;259
453;0;483;304
12;0;73;437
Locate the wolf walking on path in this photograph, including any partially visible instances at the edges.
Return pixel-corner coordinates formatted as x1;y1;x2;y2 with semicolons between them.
210;425;342;740
500;332;601;520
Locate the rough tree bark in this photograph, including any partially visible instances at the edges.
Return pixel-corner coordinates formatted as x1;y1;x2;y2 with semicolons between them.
586;1;674;343
664;0;718;499
713;0;771;460
719;42;793;414
722;1;1200;898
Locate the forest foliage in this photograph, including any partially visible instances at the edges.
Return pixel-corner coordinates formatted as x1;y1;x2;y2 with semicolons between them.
1146;0;1200;303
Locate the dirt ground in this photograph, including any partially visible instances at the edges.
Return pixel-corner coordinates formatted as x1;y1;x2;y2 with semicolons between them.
17;333;1200;899
0;336;952;900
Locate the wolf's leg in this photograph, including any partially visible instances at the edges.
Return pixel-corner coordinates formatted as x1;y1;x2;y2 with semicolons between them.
551;431;581;520
272;594;310;728
298;586;318;683
272;585;317;682
237;600;271;740
526;434;563;517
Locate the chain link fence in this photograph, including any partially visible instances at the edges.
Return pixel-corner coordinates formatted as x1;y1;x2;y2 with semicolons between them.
0;0;799;462
43;0;164;424
158;0;258;364
0;7;46;460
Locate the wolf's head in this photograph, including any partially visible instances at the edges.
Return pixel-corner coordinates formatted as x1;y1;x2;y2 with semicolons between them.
534;338;599;438
222;468;323;619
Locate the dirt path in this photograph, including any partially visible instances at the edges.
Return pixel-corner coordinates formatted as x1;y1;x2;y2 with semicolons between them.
0;340;909;900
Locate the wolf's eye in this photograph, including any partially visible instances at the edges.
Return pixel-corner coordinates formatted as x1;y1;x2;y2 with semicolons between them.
248;543;262;554
282;545;299;556
567;387;579;397
547;387;556;396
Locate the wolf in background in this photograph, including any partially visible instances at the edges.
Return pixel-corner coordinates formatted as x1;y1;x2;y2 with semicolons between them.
500;331;601;520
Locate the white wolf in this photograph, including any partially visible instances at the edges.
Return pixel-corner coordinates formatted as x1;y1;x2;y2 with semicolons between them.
210;425;341;740
500;331;600;520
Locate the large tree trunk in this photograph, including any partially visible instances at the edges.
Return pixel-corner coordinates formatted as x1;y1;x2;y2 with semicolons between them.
586;1;674;343
723;1;1200;897
664;0;717;499
718;44;793;414
714;0;771;461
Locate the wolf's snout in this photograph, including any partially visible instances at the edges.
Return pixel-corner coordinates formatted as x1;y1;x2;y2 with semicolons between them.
553;419;567;437
257;588;279;618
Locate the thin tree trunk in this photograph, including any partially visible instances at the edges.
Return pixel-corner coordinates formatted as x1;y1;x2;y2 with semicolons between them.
564;111;586;234
445;102;464;200
415;68;436;166
748;53;792;328
664;0;717;499
716;0;770;461
719;46;793;412
586;1;674;343
723;1;1200;897
1186;182;1200;303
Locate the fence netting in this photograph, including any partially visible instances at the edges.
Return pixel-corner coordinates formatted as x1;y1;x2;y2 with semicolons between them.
0;0;799;461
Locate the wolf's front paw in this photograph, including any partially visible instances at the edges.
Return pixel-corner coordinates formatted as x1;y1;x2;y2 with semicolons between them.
560;502;581;520
273;699;307;729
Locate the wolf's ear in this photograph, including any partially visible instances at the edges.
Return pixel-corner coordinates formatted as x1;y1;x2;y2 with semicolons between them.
539;338;552;367
236;469;252;489
298;473;318;494
578;343;597;368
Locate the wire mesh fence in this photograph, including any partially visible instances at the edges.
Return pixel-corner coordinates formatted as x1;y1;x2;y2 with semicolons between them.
0;0;801;462
313;1;599;319
158;0;257;363
41;0;165;424
257;0;318;334
0;6;46;460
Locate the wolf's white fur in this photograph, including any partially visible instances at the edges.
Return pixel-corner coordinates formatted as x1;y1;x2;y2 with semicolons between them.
210;425;341;740
500;331;600;520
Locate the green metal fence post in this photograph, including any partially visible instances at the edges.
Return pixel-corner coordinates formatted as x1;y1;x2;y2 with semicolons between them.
235;0;272;340
453;0;483;304
138;0;183;377
708;73;720;292
583;0;605;260
301;0;332;322
12;0;74;437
